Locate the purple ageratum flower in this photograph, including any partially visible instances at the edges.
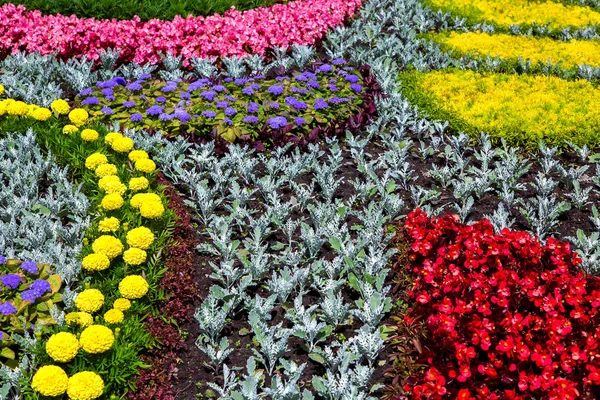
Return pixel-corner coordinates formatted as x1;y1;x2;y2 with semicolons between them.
243;115;259;124
234;78;248;85
79;88;94;96
0;302;16;315
294;74;308;82
292;101;308;110
155;96;167;104
101;106;114;115
188;80;207;92
0;331;6;340
267;85;284;95
317;64;333;73
0;274;21;289
329;96;348;105
285;96;297;106
223;118;233;125
344;66;354;71
314;98;329;110
212;85;227;93
345;74;360;83
200;90;216;101
81;97;100;106
159;113;174;121
294;116;305;126
21;261;38;275
216;100;230;109
130;113;143;122
106;95;116;102
292;88;309;94
20;290;39;302
139;73;151;80
333;58;347;65
250;83;261;90
126;82;143;91
304;72;317;80
247;102;259;113
268;102;280;110
161;84;177;93
202;110;217;118
174;109;192;123
224;77;234;83
307;80;320;89
329;84;339;92
180;92;191;100
268;116;288;129
112;77;127;86
242;87;255;96
225;95;237;101
0;256;6;264
100;80;118;89
224;107;237;117
123;100;136;108
146;105;164;116
30;279;51;296
101;88;114;97
350;83;363;92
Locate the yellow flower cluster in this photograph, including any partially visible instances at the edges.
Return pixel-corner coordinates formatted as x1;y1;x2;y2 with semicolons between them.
81;128;99;142
98;216;120;232
434;31;600;69
85;153;108;170
407;70;600;146
119;275;150;299
113;298;131;311
130;192;165;219
135;158;156;173
92;235;123;259
82;253;110;271
95;163;118;178
99;176;127;195
51;99;71;115
67;371;104;400
126;227;155;249
65;312;94;327
32;366;104;399
104;308;124;324
101;193;124;210
129;176;149;191
75;289;105;313
111;136;134;152
79;325;115;354
123;247;147;265
68;108;89;127
63;124;79;135
427;0;600;30
46;332;80;363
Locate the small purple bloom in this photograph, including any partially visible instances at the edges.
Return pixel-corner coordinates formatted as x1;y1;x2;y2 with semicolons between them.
250;83;261;90
202;110;217;118
314;98;329;110
344;66;354;71
0;256;6;264
223;118;233;125
212;85;227;93
216;100;230;109
155;96;167;104
188;81;207;92
307;80;320;89
329;96;347;104
317;64;333;73
268;116;288;129
146;105;164;116
200;90;216;101
123;100;136;108
267;85;284;95
0;331;6;340
30;279;51;296
333;58;346;65
224;107;237;117
243;115;259;124
101;105;114;115
106;95;116;102
292;101;308;110
130;113;143;122
161;85;177;93
268;102;280;110
97;80;116;89
174;109;192;123
247;102;259;113
0;302;16;315
285;96;298;106
159;113;174;121
294;116;305;126
180;92;191;99
126;82;143;91
304;72;317;80
234;78;248;85
101;88;114;97
329;84;339;92
224;78;234;83
242;87;255;96
345;74;360;83
20;290;38;302
81;97;100;106
139;73;151;80
350;83;362;92
0;274;21;289
294;74;308;82
21;261;38;274
79;88;94;96
112;77;127;85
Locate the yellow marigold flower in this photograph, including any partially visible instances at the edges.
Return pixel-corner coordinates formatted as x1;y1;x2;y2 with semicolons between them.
51;99;71;115
113;298;131;311
98;176;126;195
129;177;149;191
95;163;118;178
63;124;79;135
111;137;134;153
81;128;99;142
65;312;94;327
31;365;68;397
27;104;38;117
91;235;123;259
126;227;154;249
135;158;156;173
68;108;89;127
80;325;114;354
32;107;52;121
46;332;80;362
130;193;161;209
119;275;150;299
67;371;104;400
123;248;147;265
7;100;29;116
0;100;8;115
140;201;165;219
82;253;110;272
85;153;108;171
128;150;149;162
100;193;124;211
104;309;124;324
98;216;120;232
75;289;104;313
0;84;4;96
104;132;123;145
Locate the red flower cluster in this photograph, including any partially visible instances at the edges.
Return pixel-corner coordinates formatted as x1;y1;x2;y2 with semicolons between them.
401;209;600;400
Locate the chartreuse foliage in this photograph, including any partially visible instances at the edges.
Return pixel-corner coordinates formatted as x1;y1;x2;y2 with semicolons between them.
398;69;600;148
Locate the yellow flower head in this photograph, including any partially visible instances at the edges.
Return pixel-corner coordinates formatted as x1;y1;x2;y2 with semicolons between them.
65;311;94;327
85;153;108;171
104;309;124;324
98;216;120;233
7;100;29;116
82;253;110;272
119;275;150;299
135;158;156;173
75;289;104;313
128;150;149;162
111;137;134;153
0;100;8;116
126;226;154;249
123;248;147;265
0;84;4;96
68;108;89;127
130;193;161;209
101;193;124;211
129;177;149;191
140;201;165;219
46;332;80;362
104;131;123;145
31;365;68;397
51;99;71;115
113;298;131;311
81;128;99;142
95;163;118;178
32;107;52;121
98;175;126;195
63;124;79;135
80;325;115;354
92;235;123;259
67;371;104;400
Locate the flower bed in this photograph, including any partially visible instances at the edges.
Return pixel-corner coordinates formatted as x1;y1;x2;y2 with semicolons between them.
0;0;361;65
399;209;600;399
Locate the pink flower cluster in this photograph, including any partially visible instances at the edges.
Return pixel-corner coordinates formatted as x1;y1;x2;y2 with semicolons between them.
0;0;361;65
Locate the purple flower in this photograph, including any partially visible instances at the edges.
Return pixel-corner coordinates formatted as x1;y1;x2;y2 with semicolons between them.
81;97;100;106
0;274;21;289
314;98;329;110
268;116;288;129
294;74;308;82
292;101;308;110
216;100;230;109
146;105;164;116
307;80;320;89
242;87;255;96
155;96;167;104
250;83;261;90
350;83;362;92
0;331;6;340
130;113;143;122
223;118;233;125
333;58;346;65
344;66;354;71
345;74;360;83
112;77;127;85
174;109;192;123
30;279;51;296
329;84;339;92
139;73;151;80
159;113;174;121
223;78;234;83
0;302;16;315
97;80;116;89
329;96;348;104
106;95;116;102
317;64;333;73
234;78;248;85
161;84;177;93
224;107;237;117
101;106;114;115
225;95;237;101
213;85;227;93
123;100;136;108
21;261;38;274
188;81;207;92
126;82;143;91
285;96;298;106
292;88;309;94
0;256;6;264
79;88;94;96
294;116;305;126
247;102;259;113
267;85;284;95
268;102;280;110
202;110;217;118
20;290;39;302
200;91;216;101
180;92;191;99
101;88;114;97
243;115;259;124
304;72;317;80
